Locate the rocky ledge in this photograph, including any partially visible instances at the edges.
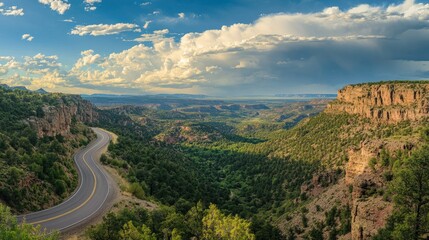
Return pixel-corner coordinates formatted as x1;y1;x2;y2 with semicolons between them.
27;96;98;137
327;82;429;123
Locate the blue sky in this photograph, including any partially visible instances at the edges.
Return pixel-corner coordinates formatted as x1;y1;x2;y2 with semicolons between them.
0;0;428;95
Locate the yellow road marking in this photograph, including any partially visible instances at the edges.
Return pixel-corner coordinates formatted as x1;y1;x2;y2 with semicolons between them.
27;132;104;225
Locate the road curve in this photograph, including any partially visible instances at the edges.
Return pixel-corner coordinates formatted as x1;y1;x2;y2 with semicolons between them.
18;128;117;233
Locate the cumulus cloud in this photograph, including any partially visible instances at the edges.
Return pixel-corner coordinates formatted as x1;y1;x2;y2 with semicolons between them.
0;54;68;91
0;56;18;76
0;4;24;16
5;0;429;95
71;23;140;36
22;34;34;42
72;50;101;70
178;12;185;19
85;6;96;11
84;0;101;3
84;0;101;11
134;29;170;42
38;0;70;15
66;0;429;95
23;53;62;75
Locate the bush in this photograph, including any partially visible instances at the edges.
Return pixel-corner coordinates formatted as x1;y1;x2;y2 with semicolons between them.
0;203;59;240
129;182;145;199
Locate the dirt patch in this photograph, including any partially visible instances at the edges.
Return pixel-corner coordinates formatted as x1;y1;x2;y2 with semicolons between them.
102;165;158;212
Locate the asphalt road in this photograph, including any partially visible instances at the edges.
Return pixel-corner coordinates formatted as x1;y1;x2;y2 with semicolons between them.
18;128;117;233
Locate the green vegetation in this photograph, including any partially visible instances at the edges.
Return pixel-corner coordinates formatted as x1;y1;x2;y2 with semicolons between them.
87;202;255;240
0;203;58;240
4;83;429;240
0;88;94;212
375;144;429;240
258;113;366;166
94;100;331;239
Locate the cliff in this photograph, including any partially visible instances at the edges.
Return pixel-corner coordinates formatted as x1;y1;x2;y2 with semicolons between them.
27;96;98;137
347;140;416;239
326;82;429;238
327;82;429;123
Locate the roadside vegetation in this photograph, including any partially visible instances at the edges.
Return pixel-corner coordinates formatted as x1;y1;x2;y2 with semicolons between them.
0;204;58;240
0;88;94;213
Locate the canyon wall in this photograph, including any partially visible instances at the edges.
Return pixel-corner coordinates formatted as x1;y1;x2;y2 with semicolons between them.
27;96;98;137
327;82;429;239
327;82;429;122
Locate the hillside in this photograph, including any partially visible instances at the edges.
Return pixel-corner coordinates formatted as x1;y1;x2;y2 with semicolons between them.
89;85;429;239
273;82;429;239
0;87;98;213
3;81;429;239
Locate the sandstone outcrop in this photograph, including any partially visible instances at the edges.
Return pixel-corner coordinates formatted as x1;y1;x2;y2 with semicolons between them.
347;140;415;239
27;96;98;137
327;82;429;123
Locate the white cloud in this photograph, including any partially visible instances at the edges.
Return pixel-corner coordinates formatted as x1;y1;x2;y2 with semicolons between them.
5;0;429;95
31;71;67;89
23;53;62;75
0;54;67;91
22;34;34;42
85;6;96;11
143;20;152;29
38;0;70;15
157;12;190;24
0;56;12;61
63;19;74;22
71;23;140;36
84;0;101;11
84;0;101;3
0;5;24;16
72;49;101;70
133;29;169;42
0;56;18;76
66;0;429;95
141;2;151;6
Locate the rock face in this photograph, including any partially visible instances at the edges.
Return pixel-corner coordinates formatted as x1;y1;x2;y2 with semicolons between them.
327;82;429;123
346;141;380;185
27;96;98;137
346;140;415;239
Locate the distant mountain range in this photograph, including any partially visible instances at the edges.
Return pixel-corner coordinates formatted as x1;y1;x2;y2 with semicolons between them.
0;84;48;94
274;94;337;99
82;93;337;106
83;93;208;99
82;94;222;106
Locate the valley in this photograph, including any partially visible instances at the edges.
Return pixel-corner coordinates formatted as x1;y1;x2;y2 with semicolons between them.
3;1;429;239
1;81;429;240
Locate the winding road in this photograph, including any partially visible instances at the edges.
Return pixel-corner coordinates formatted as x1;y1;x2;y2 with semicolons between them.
18;128;117;233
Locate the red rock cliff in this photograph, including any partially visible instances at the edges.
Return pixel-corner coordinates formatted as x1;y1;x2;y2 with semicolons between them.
27;96;98;137
327;82;429;123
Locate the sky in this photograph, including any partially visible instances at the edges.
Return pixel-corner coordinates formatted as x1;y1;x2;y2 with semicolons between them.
1;0;429;96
